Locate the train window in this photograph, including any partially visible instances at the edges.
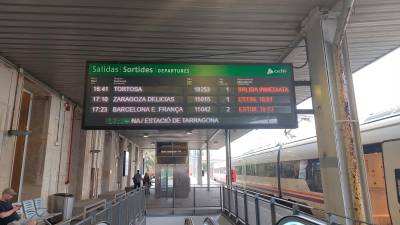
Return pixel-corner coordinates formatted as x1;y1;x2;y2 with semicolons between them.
246;164;251;175
236;166;243;175
246;164;256;176
299;160;307;179
293;161;300;178
281;162;291;178
305;160;323;192
395;169;400;203
244;162;277;177
312;161;323;192
269;163;277;177
262;163;269;176
280;161;300;178
256;164;264;176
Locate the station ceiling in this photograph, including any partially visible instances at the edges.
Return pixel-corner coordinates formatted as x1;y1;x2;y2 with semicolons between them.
0;0;399;150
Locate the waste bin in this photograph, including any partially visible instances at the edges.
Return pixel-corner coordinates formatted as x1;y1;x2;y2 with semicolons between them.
51;193;74;220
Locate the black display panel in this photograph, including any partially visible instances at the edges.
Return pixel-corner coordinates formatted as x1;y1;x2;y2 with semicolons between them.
83;62;298;129
123;151;129;176
156;142;188;164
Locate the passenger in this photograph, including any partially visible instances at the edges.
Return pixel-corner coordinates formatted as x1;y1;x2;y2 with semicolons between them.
143;173;151;195
0;188;37;225
133;170;142;189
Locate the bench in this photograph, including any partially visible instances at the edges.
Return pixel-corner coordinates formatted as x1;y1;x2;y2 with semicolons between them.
21;198;62;224
22;200;50;225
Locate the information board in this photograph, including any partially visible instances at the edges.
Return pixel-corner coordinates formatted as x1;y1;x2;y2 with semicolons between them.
156;142;188;157
83;62;297;129
156;142;188;164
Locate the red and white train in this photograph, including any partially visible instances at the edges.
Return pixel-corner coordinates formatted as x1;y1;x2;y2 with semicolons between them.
213;112;400;225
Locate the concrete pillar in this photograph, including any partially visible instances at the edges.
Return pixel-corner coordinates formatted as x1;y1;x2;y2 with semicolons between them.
111;132;119;191
80;130;93;200
206;141;210;189
304;9;372;224
191;150;196;183
89;130;102;199
134;146;139;172
89;149;100;199
225;130;231;186
101;131;112;193
117;137;124;189
197;150;202;185
127;143;134;186
138;148;143;173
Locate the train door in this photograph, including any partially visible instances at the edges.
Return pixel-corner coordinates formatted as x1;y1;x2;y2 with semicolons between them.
382;139;400;225
363;143;392;225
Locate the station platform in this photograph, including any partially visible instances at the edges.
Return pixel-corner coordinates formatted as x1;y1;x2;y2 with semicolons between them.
1;1;399;225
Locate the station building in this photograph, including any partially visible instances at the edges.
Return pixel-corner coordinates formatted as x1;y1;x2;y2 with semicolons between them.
0;0;400;225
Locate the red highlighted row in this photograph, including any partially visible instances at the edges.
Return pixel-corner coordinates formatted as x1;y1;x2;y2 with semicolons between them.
238;106;275;113
238;87;289;93
237;96;273;103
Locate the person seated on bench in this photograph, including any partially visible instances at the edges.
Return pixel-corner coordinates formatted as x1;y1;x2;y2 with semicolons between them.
0;188;37;225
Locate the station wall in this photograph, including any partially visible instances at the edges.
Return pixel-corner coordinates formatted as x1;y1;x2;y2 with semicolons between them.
0;62;21;192
0;59;140;202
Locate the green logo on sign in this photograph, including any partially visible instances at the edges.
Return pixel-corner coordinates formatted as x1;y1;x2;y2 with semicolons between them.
267;68;288;75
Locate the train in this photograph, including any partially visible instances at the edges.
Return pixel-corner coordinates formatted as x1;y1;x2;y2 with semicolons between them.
212;111;400;225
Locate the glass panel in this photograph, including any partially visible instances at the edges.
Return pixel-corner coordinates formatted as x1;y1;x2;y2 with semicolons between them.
195;186;221;207
159;165;174;197
167;166;174;189
160;167;167;192
259;200;273;225
275;205;292;222
247;196;256;225
174;187;194;209
223;188;229;210
230;190;236;213
237;192;245;221
147;164;174;212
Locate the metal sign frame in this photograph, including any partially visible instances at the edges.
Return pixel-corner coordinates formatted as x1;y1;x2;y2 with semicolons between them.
82;61;298;130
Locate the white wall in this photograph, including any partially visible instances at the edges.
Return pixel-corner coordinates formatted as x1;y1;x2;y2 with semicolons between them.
0;58;139;201
0;62;22;191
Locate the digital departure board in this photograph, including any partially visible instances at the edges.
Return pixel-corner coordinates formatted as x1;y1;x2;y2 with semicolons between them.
83;62;298;129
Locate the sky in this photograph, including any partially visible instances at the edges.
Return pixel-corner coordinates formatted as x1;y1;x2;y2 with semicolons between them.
297;47;400;122
210;47;400;160
353;48;400;121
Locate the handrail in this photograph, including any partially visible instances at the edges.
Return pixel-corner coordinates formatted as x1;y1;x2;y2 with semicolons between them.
56;188;145;225
277;215;325;225
185;217;194;225
146;185;223;215
203;217;218;225
226;185;315;210
222;186;375;225
83;199;107;218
